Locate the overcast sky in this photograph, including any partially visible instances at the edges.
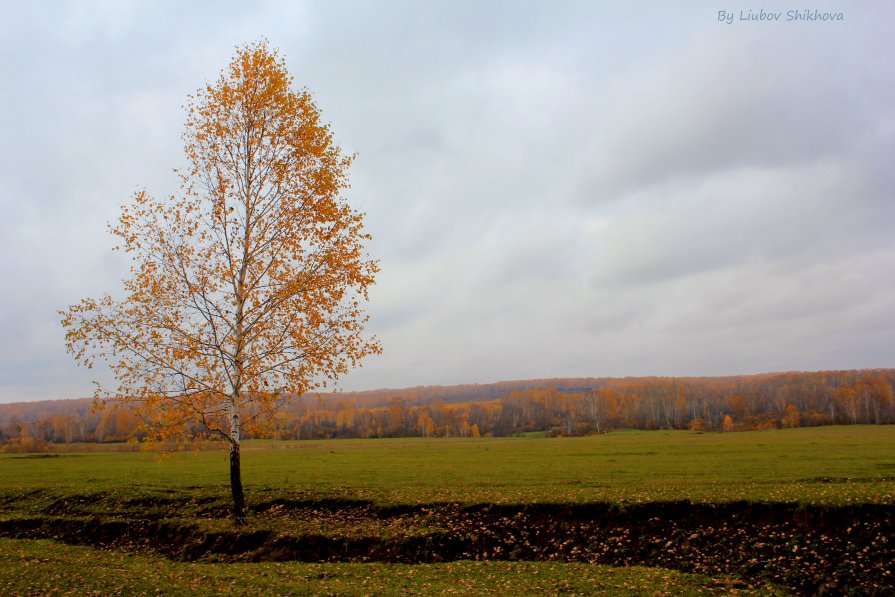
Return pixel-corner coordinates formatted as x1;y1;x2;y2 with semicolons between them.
1;1;893;403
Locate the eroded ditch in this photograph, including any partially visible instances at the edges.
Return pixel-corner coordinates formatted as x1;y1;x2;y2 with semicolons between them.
1;497;892;595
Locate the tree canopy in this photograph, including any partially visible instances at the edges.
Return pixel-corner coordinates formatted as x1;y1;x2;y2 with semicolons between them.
61;41;380;522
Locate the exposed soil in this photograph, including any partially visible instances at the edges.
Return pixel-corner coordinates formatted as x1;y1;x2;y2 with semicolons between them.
1;498;892;596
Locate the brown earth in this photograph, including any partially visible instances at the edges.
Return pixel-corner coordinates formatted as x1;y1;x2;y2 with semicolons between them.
1;498;892;596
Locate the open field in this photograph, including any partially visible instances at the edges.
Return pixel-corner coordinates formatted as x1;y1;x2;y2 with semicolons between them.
1;426;893;594
0;538;789;596
3;426;895;505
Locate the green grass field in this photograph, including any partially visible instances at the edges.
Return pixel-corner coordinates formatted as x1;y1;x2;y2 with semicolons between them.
1;425;893;595
0;538;790;596
3;426;893;506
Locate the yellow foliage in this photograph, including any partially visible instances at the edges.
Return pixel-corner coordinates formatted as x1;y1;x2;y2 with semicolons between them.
60;41;380;449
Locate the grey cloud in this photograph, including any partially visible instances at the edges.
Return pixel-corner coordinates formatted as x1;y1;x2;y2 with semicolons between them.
576;24;891;201
2;1;894;401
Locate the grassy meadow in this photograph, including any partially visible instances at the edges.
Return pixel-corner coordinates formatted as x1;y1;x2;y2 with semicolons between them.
1;425;893;595
2;425;893;506
0;538;793;596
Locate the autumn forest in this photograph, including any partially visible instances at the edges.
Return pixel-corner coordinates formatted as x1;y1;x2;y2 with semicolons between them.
2;369;892;451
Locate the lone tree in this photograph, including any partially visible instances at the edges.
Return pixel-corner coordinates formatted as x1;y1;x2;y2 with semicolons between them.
61;42;380;524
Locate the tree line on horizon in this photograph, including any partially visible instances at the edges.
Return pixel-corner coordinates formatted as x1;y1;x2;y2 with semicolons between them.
1;369;893;451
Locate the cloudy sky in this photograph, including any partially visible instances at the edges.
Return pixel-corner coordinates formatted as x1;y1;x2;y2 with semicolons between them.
1;1;893;403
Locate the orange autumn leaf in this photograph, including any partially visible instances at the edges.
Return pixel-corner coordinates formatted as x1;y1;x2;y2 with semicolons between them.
60;41;380;523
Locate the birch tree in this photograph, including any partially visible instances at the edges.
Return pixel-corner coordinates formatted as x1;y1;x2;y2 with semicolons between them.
61;42;380;524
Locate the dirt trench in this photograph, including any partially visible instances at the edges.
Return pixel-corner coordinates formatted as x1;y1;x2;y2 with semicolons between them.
1;500;892;596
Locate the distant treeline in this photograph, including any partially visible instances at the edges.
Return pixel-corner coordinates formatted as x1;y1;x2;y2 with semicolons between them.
1;369;893;450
